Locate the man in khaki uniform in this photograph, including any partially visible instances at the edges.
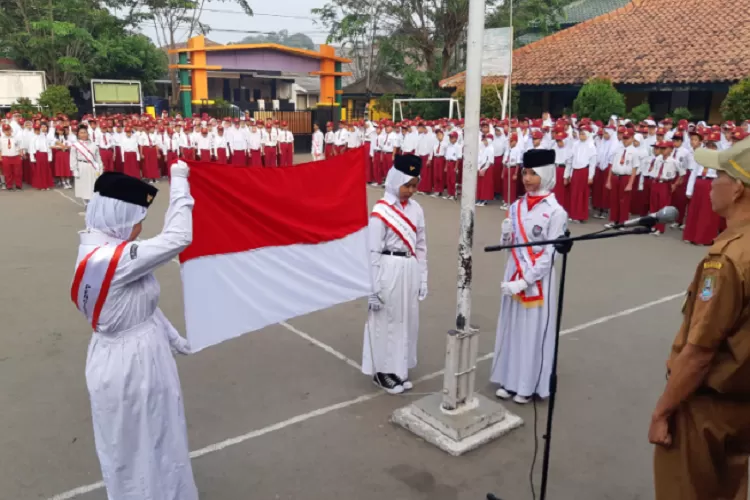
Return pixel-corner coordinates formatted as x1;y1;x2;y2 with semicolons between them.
651;137;750;500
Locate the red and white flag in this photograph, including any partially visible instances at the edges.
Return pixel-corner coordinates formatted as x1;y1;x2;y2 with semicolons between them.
180;148;371;351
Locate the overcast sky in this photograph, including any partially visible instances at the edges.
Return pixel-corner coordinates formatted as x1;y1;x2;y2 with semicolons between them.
135;0;330;47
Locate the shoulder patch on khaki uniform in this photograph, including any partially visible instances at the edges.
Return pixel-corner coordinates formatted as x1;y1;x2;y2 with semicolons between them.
704;261;723;270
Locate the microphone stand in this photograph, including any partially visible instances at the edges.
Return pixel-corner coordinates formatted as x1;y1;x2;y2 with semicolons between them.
484;225;652;500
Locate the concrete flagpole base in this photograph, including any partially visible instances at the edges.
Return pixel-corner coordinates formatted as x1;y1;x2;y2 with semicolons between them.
391;393;523;456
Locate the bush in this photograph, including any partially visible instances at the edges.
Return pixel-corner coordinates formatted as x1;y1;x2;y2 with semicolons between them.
453;84;519;119
10;97;38;118
37;85;78;117
721;78;750;123
628;101;651;123
668;107;692;122
572;77;626;123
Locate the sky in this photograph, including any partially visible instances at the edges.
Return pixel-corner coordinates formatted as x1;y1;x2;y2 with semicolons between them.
135;0;331;47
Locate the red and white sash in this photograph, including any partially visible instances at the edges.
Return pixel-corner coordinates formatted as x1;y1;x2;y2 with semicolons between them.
70;242;129;330
72;140;97;166
509;199;545;307
371;200;417;256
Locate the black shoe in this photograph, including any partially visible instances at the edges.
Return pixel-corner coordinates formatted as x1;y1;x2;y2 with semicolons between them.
372;373;404;395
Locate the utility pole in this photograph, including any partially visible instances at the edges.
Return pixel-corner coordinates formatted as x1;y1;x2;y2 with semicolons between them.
392;0;522;456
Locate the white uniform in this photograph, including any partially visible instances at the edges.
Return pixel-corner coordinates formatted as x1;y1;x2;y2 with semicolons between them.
74;176;197;500
490;195;567;397
312;130;324;160
362;196;427;380
70;140;102;201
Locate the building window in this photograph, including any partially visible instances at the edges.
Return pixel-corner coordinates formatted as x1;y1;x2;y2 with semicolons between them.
688;91;712;121
649;92;671;119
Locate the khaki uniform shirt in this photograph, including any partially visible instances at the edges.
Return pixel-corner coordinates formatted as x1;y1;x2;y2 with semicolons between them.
669;222;750;396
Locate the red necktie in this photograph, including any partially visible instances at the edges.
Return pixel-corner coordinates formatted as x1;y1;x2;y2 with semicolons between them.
7;138;10;148
620;149;626;165
104;135;108;145
656;160;664;180
437;143;441;154
148;135;152;146
648;158;656;174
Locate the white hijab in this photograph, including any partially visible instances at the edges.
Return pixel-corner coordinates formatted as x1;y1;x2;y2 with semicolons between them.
84;193;147;241
527;164;556;196
383;166;417;204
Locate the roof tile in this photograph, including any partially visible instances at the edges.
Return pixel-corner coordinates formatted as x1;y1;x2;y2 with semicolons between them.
441;0;750;88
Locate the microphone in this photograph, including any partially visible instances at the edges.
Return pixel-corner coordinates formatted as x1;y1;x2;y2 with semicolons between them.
613;206;678;229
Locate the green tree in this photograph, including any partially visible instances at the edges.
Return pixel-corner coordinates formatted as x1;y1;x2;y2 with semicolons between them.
453;85;519;118
238;30;316;50
10;98;38;118
485;0;569;44
38;85;78;116
668;107;692;122
628;101;651;123
721;78;750;123
572;78;626;123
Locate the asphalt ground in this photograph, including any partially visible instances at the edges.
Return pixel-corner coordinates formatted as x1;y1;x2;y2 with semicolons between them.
0;160;707;500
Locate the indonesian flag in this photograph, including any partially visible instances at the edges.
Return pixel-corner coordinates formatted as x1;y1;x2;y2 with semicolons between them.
180;148;371;351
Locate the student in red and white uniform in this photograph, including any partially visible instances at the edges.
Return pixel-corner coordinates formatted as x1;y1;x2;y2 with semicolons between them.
669;132;690;228
564;126;597;222
247;123;263;167
139;124;160;183
324;122;335;159
259;123;276;167
98;122;115;173
683;131;721;245
370;123;384;185
552;130;571;210
362;154;427;395
228;120;248;166
444;131;462;200
492;124;508;198
52;126;73;189
311;123;325;162
476;134;495;206
29;123;54;190
501;133;523;208
164;127;179;174
346;122;360;151
363;120;377;174
605;128;638;226
2;123;25;191
415;123;434;194
120;127;141;178
431;129;448;197
650;141;680;236
334;121;349;156
112;122;124;173
278;122;294;166
195;127;214;162
212;126;230;164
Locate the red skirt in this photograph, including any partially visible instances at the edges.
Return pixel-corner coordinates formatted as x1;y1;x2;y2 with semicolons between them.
477;165;495;201
123;152;140;178
200;149;212;162
649;181;672;232
100;149;115;172
264;146;277;167
249;149;262;167
501;166;518;204
166;151;178;179
432;156;446;193
568;168;590;221
325;143;334;159
23;156;32;184
630;177;650;216
682;178;721;245
608;174;633;225
141;146;160;179
232;150;247;166
381;152;393;181
592;166;610;210
181;148;195;161
493;157;504;195
446;161;459;197
553;166;568;211
216;148;228;164
32;153;54;189
417;155;432;193
671;179;689;224
54;150;72;177
114;146;124;173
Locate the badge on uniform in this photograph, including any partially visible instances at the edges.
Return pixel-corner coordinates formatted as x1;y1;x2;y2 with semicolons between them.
130;244;138;259
532;225;543;237
700;276;715;301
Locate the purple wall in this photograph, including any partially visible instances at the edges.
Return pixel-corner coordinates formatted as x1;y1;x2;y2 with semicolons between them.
206;50;319;73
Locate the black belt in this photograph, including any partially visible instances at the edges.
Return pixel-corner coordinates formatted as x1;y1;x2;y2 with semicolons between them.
556;164;566;168
612;173;630;177
654;179;670;184
381;251;412;258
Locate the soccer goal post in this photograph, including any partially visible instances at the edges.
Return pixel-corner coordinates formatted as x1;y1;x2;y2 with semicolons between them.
392;98;462;122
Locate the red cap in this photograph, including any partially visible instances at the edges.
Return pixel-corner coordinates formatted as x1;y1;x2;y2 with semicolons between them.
233;118;240;124
554;131;567;141
449;131;458;138
663;118;673;124
708;131;722;142
2;124;11;131
656;128;666;136
579;125;592;133
672;132;684;141
732;129;748;141
124;126;132;133
662;141;675;148
531;130;544;140
622;129;634;139
217;126;224;132
326;121;333;127
281;121;288;127
509;133;519;142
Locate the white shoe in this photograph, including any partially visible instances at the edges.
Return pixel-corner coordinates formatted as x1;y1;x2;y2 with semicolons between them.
495;388;511;400
679;224;685;230
402;379;413;391
430;193;440;198
604;222;615;229
670;222;679;229
513;395;531;404
652;231;662;237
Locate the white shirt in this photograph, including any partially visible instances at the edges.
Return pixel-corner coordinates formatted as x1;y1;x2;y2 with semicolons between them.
138;133;157;148
479;143;494;171
334;128;349;147
229;128;249;150
553;143;572;168
504;143;523;166
195;134;213;153
445;142;463;161
401;131;418;153
29;133;53;161
99;132;114;150
685;149;717;196
212;134;229;156
346;130;360;148
325;131;335;144
119;134;140;161
2;134;24;156
566;140;597;180
655;155;680;181
279;130;294;144
311;130;324;155
433;138;448;157
492;133;507;158
610;144;638;175
415;133;433;158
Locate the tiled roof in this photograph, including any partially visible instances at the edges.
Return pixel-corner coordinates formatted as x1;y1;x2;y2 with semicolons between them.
562;0;631;24
441;0;750;88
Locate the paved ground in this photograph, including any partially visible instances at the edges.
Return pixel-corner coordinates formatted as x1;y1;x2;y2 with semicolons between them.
0;161;707;500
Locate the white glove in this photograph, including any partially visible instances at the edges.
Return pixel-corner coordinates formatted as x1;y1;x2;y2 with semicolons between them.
501;279;528;296
171;160;190;178
170;335;192;355
368;293;385;311
418;282;428;301
73;170;80;179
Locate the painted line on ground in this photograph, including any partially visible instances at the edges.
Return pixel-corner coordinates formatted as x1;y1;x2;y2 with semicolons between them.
280;321;362;371
45;291;681;500
55;189;84;207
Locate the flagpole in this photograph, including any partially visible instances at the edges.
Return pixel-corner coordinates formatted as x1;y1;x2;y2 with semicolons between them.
391;0;522;456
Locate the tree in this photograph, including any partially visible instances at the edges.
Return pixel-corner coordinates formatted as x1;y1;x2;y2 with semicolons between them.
453;84;519;118
37;85;78;116
0;0;167;90
721;78;750;123
485;0;568;44
668;107;692;122
10;98;38;118
572;78;626;123
628;101;651;123
237;30;316;50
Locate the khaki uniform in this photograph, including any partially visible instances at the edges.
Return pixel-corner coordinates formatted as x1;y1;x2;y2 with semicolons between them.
654;222;750;499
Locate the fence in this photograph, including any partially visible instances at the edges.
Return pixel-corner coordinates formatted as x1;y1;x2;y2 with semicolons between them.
252;111;312;135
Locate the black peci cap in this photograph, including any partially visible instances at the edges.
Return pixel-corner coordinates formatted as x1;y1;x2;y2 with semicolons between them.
94;172;158;208
523;149;556;169
393;154;422;177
